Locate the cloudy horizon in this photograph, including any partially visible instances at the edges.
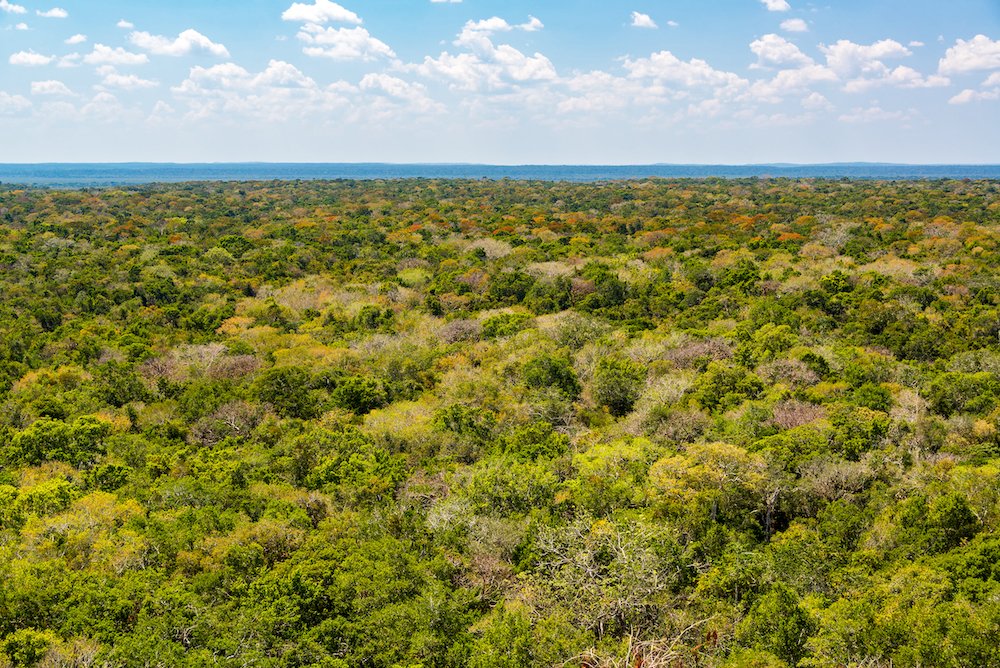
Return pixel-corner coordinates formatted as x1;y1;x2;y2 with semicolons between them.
1;0;999;163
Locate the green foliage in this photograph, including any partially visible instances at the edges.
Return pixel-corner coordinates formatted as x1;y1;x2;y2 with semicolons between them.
468;607;533;668
736;584;815;665
522;354;581;399
329;375;388;415
500;422;569;461
3;178;1000;667
254;366;321;419
7;416;110;467
593;356;647;416
829;405;890;460
2;628;58;667
691;362;764;412
482;313;532;338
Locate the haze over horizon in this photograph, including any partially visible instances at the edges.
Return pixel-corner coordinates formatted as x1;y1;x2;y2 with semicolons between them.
2;0;999;164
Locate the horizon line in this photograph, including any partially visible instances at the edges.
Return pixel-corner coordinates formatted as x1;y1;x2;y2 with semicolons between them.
2;161;1000;168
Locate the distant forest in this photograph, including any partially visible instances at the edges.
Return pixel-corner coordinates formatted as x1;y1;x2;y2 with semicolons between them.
2;178;1000;667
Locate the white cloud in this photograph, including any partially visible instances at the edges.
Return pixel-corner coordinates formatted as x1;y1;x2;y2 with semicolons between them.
886;65;949;88
455;15;543;50
631;11;657;29
36;7;67;18
9;50;54;66
281;0;361;25
842;65;948;92
761;0;791;11
801;91;832;110
909;41;924;47
116;19;133;29
938;35;1000;75
625;50;747;94
77;91;128;122
820;39;911;78
780;18;808;32
57;53;80;68
95;65;158;90
171;60;355;122
412;14;553;91
31;80;73;95
129;29;230;57
491;44;557;81
747;64;837;101
557;71;652;114
949;88;1000;104
14;21;26;29
414;46;556;91
297;24;395;60
750;34;814;68
0;0;26;14
838;105;910;123
83;44;149;66
430;0;462;2
948;71;1000;104
0;91;32;114
360;73;442;113
64;33;86;45
667;20;679;28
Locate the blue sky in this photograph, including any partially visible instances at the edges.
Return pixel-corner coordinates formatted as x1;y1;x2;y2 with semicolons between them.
1;0;999;163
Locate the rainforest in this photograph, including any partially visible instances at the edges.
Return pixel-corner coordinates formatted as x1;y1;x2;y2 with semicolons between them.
2;177;1000;667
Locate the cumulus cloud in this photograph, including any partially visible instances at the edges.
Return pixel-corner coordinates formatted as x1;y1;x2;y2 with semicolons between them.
948;70;1000;104
0;91;32;114
842;67;941;92
780;18;807;32
14;21;26;29
57;53;80;68
31;79;73;95
938;35;1000;75
631;11;657;29
282;0;361;24
838;105;910;123
360;73;443;113
820;39;911;78
36;7;67;18
750;34;814;68
116;19;133;29
0;0;26;14
747;64;837;101
95;65;158;90
129;29;230;57
65;34;87;45
949;88;1000;104
170;59;357;122
411;15;553;91
414;46;556;91
9;50;54;66
455;15;543;50
297;24;395;60
83;44;149;66
801;91;832;110
624;50;748;95
761;0;790;11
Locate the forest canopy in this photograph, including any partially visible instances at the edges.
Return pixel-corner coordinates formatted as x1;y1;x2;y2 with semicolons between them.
1;177;1000;667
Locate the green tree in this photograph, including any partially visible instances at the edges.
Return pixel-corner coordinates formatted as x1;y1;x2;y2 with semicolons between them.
593;356;646;416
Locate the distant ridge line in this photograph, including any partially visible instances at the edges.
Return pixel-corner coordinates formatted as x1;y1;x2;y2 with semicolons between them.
1;162;999;188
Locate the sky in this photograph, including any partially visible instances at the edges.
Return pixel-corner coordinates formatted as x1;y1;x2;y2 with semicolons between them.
1;0;999;164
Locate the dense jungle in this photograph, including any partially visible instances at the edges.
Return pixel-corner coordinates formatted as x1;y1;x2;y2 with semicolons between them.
2;177;1000;667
